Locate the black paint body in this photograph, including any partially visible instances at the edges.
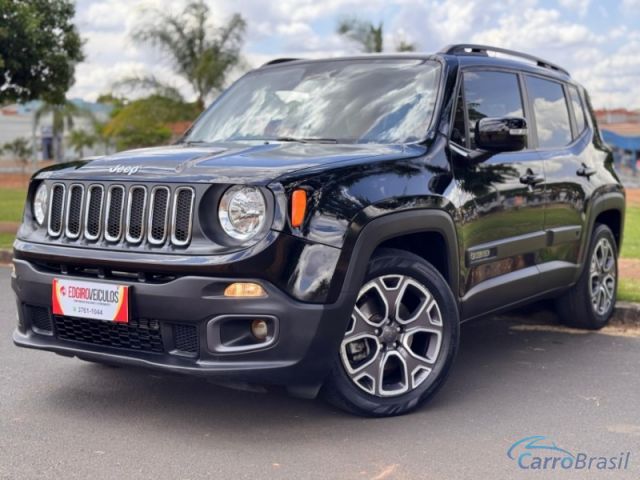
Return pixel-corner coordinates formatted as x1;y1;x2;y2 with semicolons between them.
12;52;626;394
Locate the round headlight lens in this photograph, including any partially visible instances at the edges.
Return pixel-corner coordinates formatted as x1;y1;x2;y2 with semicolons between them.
33;183;48;226
218;186;267;241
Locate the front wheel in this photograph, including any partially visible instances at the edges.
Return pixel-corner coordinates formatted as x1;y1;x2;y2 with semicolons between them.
322;249;460;417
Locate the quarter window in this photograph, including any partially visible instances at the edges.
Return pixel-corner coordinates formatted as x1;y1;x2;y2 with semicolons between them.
463;71;524;149
568;85;586;136
526;76;572;148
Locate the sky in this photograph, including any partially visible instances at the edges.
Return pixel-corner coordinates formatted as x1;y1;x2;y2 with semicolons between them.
70;0;640;109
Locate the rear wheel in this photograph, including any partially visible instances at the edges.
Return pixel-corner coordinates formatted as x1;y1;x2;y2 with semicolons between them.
322;249;460;417
556;224;618;329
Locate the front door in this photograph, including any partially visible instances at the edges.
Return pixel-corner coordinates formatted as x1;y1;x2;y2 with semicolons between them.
449;69;547;318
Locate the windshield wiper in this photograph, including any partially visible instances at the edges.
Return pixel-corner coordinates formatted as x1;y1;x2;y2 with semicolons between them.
274;136;339;144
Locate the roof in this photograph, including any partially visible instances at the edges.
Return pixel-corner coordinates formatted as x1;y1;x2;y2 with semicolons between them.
260;46;573;83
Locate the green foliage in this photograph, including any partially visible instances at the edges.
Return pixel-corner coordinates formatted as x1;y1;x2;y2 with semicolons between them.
130;0;246;110
2;137;30;161
336;17;417;53
396;40;417;52
104;95;199;150
0;0;84;104
34;100;90;162
68;130;96;159
337;17;384;53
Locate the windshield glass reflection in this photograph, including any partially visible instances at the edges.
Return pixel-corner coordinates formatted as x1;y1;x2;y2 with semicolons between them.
186;59;442;145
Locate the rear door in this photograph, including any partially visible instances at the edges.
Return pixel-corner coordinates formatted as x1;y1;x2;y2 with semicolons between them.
449;69;547;318
524;75;590;287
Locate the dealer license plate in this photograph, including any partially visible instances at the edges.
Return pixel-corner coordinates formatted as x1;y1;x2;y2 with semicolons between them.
52;278;129;323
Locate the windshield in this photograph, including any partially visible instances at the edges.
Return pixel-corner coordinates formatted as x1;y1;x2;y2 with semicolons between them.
186;59;442;145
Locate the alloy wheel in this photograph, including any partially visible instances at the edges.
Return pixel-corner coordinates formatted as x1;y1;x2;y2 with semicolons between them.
340;275;444;397
589;237;616;316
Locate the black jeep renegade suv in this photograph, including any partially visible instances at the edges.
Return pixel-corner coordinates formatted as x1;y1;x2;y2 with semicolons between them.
12;45;625;416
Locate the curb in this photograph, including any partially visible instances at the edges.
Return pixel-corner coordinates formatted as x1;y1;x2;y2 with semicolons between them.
0;246;638;325
613;302;640;325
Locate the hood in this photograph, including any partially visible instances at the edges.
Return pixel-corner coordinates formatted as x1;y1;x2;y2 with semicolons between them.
34;142;425;184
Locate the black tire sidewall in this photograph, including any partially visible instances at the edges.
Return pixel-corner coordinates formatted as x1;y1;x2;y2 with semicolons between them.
324;248;460;417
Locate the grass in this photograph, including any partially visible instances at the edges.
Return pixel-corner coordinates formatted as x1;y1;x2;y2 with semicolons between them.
0;188;27;223
621;206;640;260
619;278;640;303
0;233;15;250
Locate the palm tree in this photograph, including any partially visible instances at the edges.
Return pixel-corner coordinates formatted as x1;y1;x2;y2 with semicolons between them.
130;0;246;111
68;129;96;159
34;100;82;162
337;17;417;53
2;137;31;174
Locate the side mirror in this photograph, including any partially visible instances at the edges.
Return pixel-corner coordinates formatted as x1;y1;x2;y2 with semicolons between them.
475;117;527;152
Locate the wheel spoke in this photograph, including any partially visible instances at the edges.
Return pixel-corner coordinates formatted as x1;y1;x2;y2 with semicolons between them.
344;307;379;340
341;273;446;398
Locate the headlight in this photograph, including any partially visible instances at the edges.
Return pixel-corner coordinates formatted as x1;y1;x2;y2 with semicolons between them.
33;183;48;226
218;186;267;241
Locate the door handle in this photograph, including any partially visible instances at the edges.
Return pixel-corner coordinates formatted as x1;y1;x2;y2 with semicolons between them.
519;170;544;186
577;163;596;178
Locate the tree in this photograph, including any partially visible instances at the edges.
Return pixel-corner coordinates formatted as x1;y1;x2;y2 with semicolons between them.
130;0;246;111
103;94;200;150
2;137;30;173
336;17;417;53
68;129;96;159
0;0;84;104
337;18;383;53
34;100;87;162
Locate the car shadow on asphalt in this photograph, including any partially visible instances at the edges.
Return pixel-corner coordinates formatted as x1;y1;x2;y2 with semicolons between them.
41;301;623;438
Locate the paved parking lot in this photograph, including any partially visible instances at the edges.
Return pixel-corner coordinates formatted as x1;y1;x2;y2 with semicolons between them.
1;266;638;479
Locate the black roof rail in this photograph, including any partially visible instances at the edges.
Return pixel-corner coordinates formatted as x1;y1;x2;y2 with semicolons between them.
439;44;570;76
261;58;300;67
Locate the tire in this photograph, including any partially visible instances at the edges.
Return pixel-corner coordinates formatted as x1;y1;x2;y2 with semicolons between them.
322;248;460;417
555;224;618;330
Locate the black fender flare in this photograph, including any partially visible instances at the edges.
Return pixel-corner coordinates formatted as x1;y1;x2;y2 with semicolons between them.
328;209;460;304
579;191;625;268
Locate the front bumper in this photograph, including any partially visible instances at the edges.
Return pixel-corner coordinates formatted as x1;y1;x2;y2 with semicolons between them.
11;259;354;393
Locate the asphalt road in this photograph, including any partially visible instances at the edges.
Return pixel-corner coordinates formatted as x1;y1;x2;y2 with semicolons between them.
1;265;639;480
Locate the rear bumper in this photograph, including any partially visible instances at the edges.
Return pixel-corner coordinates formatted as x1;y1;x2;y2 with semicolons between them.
11;259;354;392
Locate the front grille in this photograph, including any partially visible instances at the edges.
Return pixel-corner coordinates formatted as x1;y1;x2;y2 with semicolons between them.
172;187;195;246
126;186;147;243
48;184;65;237
26;305;53;333
84;185;104;240
172;324;199;356
46;183;195;247
148;187;170;244
105;185;125;242
54;316;164;353
65;184;84;238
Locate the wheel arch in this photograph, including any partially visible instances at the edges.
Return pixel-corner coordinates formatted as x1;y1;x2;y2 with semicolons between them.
584;192;625;262
329;209;460;304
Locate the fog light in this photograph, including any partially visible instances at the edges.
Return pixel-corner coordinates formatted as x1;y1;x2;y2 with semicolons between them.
224;282;266;297
251;319;269;341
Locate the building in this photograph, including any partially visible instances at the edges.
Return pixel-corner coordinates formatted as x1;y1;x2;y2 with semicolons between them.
0;99;113;164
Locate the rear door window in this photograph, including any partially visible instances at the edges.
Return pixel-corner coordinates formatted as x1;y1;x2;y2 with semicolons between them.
568;85;586;136
526;76;572;148
463;71;524;150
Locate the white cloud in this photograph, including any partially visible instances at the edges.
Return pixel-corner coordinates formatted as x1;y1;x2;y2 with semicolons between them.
68;0;640;109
